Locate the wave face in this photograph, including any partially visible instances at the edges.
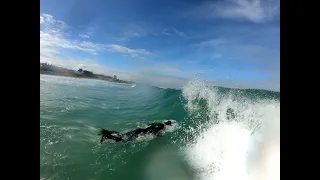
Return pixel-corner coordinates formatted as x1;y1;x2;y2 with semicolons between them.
40;75;279;180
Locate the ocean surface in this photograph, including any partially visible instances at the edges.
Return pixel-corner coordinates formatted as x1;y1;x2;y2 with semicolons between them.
40;75;280;180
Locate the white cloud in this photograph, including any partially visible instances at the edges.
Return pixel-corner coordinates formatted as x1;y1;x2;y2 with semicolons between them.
114;25;147;42
124;31;141;37
125;24;148;37
40;30;101;55
79;34;90;38
161;29;171;36
40;13;150;57
161;28;186;37
199;38;229;47
107;45;150;56
40;16;44;24
194;0;279;23
40;13;279;91
40;46;60;58
39;14;186;88
40;13;67;28
172;28;186;37
41;14;54;24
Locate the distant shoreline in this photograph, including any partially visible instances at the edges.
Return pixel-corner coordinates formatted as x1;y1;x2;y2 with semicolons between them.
40;63;134;84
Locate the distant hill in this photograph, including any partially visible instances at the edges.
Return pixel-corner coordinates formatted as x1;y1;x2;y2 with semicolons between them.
40;63;133;84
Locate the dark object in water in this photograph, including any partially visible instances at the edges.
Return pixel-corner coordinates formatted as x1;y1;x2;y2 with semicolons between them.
99;129;124;143
226;108;235;120
99;120;173;144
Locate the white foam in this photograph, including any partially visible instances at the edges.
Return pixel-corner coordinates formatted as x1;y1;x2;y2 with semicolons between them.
163;119;179;133
182;79;280;180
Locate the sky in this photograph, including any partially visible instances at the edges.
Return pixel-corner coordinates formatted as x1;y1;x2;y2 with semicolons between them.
40;0;280;91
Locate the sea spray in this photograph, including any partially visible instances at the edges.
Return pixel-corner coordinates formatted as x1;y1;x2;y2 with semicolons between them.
181;79;279;180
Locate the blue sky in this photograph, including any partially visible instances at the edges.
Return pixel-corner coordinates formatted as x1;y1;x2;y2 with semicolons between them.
40;0;280;91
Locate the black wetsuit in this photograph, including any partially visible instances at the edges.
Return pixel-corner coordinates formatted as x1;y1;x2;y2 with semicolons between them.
99;130;124;143
100;123;165;143
125;123;165;140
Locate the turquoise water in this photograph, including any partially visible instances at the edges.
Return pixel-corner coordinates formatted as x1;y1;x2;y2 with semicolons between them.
40;75;280;180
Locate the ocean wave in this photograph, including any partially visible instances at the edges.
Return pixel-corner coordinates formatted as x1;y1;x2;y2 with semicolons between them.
181;79;280;180
40;75;279;180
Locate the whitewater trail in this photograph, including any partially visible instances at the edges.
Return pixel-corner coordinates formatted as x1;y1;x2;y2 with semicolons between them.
181;79;280;180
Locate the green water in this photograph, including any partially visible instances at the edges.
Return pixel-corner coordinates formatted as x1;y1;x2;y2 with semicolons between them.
40;75;280;180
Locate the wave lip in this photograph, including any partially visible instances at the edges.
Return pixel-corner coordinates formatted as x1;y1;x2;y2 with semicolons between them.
181;79;280;180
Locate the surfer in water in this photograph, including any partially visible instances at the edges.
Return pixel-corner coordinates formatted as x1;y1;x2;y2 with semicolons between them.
99;120;173;144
